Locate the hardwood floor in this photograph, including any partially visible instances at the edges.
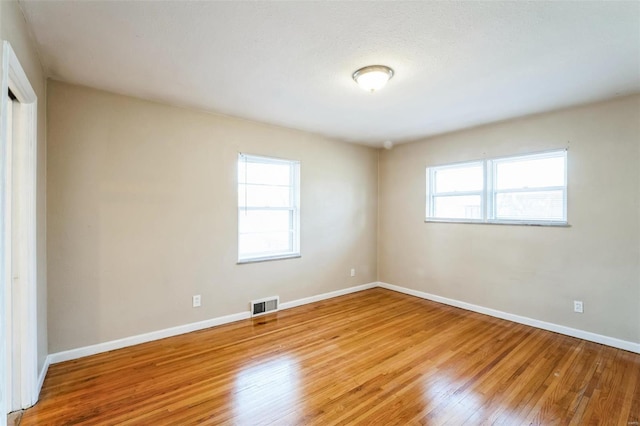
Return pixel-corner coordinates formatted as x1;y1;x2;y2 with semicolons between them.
21;288;640;425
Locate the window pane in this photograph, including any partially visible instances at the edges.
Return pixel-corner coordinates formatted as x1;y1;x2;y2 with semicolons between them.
239;161;291;186
239;231;292;257
496;190;564;220
434;164;483;193
239;209;292;234
433;195;482;219
237;154;300;261
239;184;291;208
495;155;565;190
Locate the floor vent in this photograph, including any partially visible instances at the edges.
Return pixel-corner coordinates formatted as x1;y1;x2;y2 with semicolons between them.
251;296;279;317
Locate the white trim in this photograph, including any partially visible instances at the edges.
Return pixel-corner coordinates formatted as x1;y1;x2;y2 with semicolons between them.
279;282;377;310
426;149;567;225
237;153;301;263
36;356;50;397
237;254;301;265
48;311;251;364
1;41;39;413
45;280;637;372
377;282;640;354
48;283;378;364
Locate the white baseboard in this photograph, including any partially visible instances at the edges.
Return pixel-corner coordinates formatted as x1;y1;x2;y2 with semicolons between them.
279;282;377;310
377;281;640;354
36;356;51;396
48;311;251;364
48;282;378;365
44;279;640;370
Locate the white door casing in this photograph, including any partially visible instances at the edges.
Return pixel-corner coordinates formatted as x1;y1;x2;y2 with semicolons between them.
0;40;39;418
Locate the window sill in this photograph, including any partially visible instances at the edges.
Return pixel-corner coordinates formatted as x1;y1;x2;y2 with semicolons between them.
424;219;570;227
237;254;301;264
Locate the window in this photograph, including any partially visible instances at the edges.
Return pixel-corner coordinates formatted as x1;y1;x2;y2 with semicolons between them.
238;153;300;262
426;150;567;225
428;161;484;221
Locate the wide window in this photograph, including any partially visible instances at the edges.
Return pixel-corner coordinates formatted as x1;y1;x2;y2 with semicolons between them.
238;154;300;262
426;150;567;225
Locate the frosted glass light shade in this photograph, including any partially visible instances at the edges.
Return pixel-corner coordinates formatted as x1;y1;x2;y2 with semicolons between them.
352;65;394;92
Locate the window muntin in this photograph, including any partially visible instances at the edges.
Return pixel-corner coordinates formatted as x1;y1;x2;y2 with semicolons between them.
238;154;300;262
426;150;567;225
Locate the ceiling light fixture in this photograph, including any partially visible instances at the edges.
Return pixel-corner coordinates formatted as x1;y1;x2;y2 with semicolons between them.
352;65;394;92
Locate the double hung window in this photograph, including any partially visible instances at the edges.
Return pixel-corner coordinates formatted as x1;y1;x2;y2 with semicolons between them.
238;154;300;262
426;150;567;225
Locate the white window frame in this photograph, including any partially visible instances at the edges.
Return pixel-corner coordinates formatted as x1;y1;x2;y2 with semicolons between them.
426;160;485;223
426;149;568;226
237;153;300;263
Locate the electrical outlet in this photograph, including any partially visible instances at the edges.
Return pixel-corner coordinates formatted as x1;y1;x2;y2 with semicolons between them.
192;295;201;308
573;300;583;313
350;268;356;277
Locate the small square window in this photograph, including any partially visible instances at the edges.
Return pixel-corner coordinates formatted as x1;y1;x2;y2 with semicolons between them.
427;161;484;221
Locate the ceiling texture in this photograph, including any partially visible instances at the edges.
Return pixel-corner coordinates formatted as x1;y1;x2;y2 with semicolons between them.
19;1;640;147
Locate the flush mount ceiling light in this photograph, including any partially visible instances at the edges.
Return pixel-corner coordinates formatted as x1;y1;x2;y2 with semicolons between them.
352;65;394;92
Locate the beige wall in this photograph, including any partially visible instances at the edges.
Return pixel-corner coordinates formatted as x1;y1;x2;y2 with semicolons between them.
0;0;48;372
379;95;640;344
42;65;640;352
47;81;378;353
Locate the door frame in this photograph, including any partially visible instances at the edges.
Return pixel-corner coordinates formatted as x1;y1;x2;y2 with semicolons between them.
0;40;39;417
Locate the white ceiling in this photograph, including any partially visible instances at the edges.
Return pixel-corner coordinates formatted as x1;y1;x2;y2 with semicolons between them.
19;1;640;147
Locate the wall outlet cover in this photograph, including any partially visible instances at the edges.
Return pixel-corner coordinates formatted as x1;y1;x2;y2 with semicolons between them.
193;295;202;308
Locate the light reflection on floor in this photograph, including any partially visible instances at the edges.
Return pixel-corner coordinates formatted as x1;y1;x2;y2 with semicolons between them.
419;370;486;423
233;355;300;424
419;367;534;424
